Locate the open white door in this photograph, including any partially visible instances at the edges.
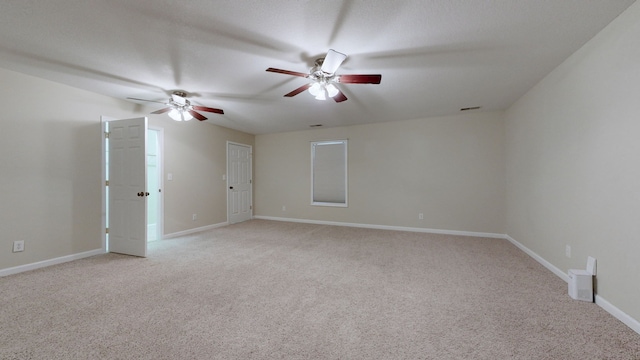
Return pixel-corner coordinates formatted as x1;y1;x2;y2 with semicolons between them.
108;117;148;257
228;142;252;224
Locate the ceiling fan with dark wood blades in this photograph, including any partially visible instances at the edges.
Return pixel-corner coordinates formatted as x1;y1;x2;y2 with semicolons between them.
266;49;381;102
128;91;224;121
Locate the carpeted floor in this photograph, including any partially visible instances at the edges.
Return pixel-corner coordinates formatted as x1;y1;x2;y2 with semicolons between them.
1;220;639;359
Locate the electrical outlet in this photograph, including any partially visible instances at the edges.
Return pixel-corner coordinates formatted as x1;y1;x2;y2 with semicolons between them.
192;214;197;221
418;213;424;220
565;245;571;258
282;205;286;211
13;240;24;253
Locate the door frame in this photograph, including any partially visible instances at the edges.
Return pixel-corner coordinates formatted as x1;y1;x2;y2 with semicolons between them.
226;141;253;224
101;116;113;252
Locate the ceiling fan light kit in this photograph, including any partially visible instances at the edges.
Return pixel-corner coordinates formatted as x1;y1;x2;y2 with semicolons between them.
168;108;193;121
308;83;339;101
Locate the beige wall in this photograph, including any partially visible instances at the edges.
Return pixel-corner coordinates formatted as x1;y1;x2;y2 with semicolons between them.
255;112;505;234
505;2;640;323
148;116;254;235
0;68;140;269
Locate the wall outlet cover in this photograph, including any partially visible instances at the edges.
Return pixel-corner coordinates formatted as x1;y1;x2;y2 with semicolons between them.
13;240;25;253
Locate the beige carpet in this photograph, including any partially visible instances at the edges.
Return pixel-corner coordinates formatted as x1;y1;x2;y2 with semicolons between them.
1;220;639;359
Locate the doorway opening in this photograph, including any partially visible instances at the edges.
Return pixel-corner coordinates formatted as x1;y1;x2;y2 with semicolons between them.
146;128;163;241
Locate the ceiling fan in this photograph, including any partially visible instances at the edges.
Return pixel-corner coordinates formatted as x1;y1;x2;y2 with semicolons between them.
266;49;382;102
127;91;224;121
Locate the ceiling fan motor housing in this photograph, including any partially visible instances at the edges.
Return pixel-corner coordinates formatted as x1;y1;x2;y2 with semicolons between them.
310;58;336;84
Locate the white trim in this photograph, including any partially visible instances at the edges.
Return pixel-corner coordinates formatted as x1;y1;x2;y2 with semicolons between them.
163;222;229;239
0;249;104;277
595;295;640;335
101;116;115;252
253;216;505;239
505;234;640;336
504;234;569;282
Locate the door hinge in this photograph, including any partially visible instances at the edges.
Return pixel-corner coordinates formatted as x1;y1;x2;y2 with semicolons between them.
105;180;109;186
250;179;252;184
104;131;110;139
105;228;109;234
250;205;252;210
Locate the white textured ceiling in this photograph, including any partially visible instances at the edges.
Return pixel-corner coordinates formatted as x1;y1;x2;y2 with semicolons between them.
0;0;635;134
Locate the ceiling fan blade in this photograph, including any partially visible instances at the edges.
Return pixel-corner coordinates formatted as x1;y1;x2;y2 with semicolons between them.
188;110;207;121
284;83;312;97
321;49;347;74
151;107;171;114
192;105;224;115
266;68;310;78
171;94;187;105
336;74;382;84
332;89;348;103
127;97;168;105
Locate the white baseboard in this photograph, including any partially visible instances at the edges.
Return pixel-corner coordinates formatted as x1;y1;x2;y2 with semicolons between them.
253;216;505;239
163;221;229;239
504;234;569;282
595;295;640;335
0;248;104;277
505;234;640;336
2;222;230;277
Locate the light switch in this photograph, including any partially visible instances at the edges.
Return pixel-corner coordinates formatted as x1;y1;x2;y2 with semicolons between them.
167;173;173;181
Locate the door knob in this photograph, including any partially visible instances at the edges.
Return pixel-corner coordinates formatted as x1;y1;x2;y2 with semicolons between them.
146;192;150;196
229;186;234;190
137;192;144;197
